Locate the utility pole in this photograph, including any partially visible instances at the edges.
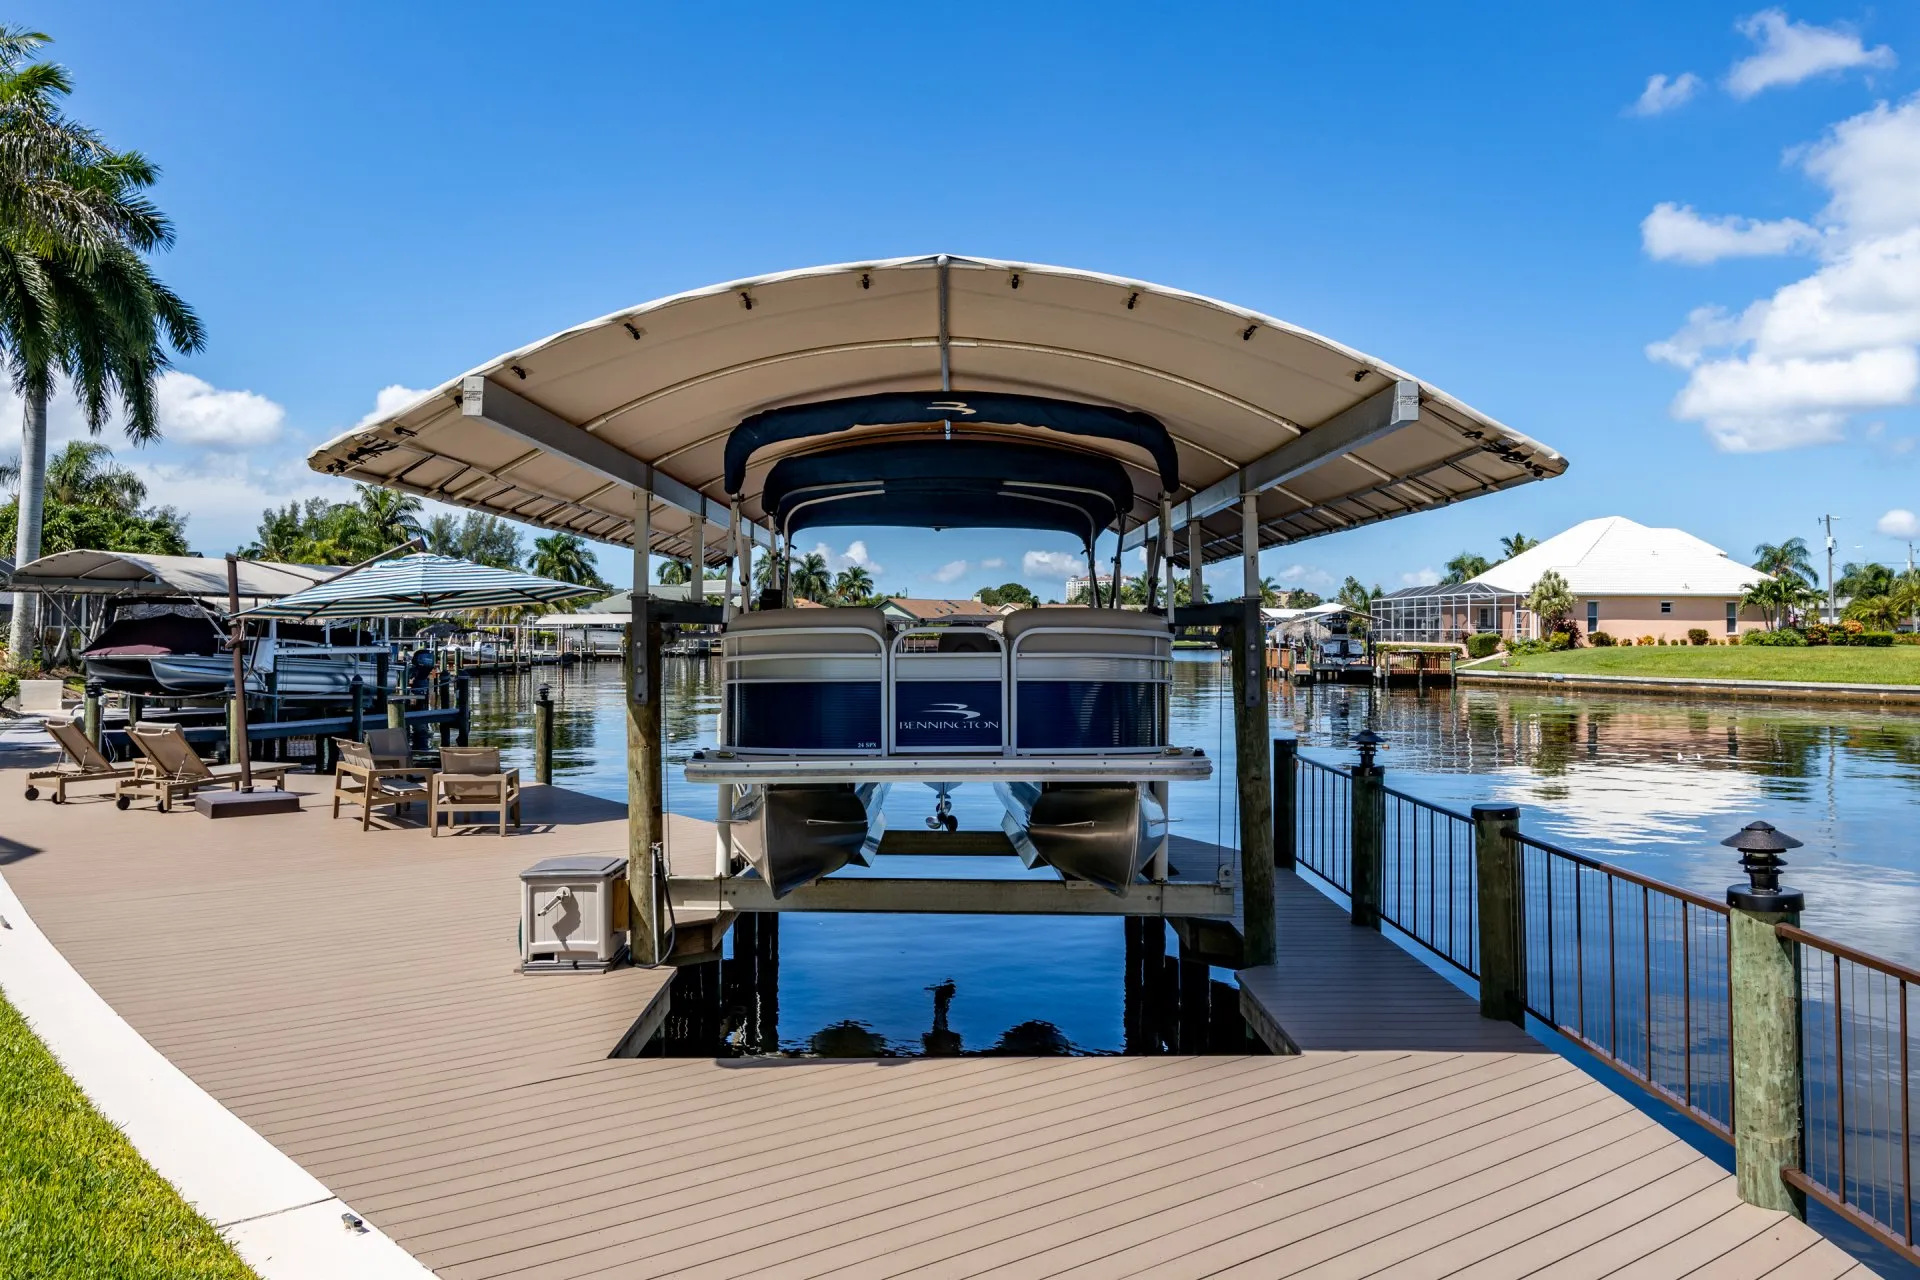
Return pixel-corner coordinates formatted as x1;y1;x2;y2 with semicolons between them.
1820;514;1838;624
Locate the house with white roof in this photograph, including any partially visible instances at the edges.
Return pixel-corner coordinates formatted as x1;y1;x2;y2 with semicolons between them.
1373;517;1771;644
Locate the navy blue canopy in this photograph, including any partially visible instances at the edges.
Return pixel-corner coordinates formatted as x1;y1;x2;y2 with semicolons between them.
761;440;1137;539
725;390;1178;496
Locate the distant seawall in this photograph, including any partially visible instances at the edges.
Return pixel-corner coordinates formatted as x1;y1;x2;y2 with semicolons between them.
1456;667;1920;710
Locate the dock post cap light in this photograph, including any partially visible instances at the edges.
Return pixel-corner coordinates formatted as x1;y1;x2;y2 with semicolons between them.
1351;728;1385;773
1722;820;1805;912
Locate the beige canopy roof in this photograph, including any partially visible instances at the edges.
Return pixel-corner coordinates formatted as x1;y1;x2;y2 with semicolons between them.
5;550;339;601
310;255;1567;566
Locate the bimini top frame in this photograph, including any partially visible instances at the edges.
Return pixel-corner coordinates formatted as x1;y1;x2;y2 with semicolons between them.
307;255;1568;566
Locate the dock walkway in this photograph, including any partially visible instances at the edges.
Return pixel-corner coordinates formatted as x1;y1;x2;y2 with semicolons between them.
0;734;1870;1278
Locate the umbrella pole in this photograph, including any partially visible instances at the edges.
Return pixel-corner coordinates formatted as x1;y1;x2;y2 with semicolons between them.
226;553;253;792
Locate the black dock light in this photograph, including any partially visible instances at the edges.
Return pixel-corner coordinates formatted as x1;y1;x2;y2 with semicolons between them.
1351;728;1385;775
1722;821;1805;912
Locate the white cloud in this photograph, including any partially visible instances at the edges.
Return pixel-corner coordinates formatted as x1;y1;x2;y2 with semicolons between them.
1650;92;1920;451
1877;509;1920;538
126;455;354;553
1399;567;1441;588
1629;72;1702;117
356;384;432;430
1727;9;1895;100
1022;549;1087;579
1641;203;1819;264
153;371;286;449
979;557;1004;570
808;539;884;576
929;559;968;584
1273;562;1335;588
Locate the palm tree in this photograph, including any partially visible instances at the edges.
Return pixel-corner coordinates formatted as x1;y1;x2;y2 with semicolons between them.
1256;575;1283;607
1835;561;1895;601
655;559;689;586
791;552;832;603
1752;537;1817;588
1498;534;1539;561
1525;569;1577;638
1843;594;1902;632
529;532;599;585
1336;576;1372;616
351;484;422;552
3;29;202;657
1443;551;1491;585
43;439;142;510
834;564;874;603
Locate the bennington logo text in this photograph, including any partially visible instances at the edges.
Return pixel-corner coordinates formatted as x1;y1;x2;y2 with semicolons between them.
898;702;1001;731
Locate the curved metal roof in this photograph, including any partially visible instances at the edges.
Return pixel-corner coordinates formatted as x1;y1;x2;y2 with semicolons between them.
309;254;1567;565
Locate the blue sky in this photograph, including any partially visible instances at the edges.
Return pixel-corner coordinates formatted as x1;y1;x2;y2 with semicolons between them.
16;3;1920;596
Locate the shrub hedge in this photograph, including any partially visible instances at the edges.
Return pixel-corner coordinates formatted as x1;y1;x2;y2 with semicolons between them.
1465;633;1501;659
1590;631;1615;647
1743;628;1808;646
1687;629;1709;646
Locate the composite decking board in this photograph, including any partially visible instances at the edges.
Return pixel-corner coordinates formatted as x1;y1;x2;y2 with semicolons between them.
402;1054;1272;1258
0;748;1870;1280
610;1062;1608;1280
864;1060;1598;1280
887;1074;1631;1280
438;1055;1382;1276
1236;871;1542;1054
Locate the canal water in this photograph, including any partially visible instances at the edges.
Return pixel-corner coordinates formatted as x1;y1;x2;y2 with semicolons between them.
469;653;1920;1054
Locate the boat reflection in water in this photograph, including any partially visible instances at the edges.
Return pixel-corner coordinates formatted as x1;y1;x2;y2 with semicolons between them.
649;914;1262;1058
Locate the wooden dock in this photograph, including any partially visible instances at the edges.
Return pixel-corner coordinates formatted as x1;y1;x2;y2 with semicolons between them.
0;736;1872;1278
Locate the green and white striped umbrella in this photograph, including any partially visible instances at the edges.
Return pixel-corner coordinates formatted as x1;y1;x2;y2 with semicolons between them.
237;553;597;620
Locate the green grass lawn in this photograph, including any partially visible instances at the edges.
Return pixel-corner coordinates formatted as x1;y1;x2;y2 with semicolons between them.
1492;644;1920;685
0;991;258;1280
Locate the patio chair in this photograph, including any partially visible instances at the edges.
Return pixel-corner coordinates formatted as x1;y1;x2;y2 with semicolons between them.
116;722;294;812
429;745;521;837
25;720;142;804
362;726;413;769
331;738;428;830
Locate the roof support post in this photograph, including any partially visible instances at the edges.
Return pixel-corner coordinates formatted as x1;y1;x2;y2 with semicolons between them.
460;375;773;550
688;511;705;604
1188;519;1203;607
1241;493;1260;602
1121;379;1421;553
627;485;664;966
724;500;741;620
1160;496;1175;610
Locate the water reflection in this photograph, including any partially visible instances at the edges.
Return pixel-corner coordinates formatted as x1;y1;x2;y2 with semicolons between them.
650;912;1257;1058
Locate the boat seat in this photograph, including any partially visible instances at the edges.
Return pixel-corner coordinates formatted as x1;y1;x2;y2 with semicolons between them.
1005;607;1170;655
726;607;886;650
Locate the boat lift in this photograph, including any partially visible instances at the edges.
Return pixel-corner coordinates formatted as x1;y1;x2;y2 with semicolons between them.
307;254;1570;967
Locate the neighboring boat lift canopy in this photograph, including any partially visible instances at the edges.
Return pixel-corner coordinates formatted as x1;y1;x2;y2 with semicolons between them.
3;550;339;602
238;553;597;620
309;255;1568;566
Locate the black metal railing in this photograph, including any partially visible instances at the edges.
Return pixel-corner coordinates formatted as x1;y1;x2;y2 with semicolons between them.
1381;787;1478;976
1781;924;1918;1263
1511;830;1735;1137
1295;755;1351;892
1285;746;1918;1265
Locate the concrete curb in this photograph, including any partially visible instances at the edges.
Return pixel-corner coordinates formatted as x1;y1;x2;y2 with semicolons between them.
0;866;436;1278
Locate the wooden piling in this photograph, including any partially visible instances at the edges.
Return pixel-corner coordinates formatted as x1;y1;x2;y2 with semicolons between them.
1229;601;1276;967
1473;803;1525;1023
386;697;404;732
83;683;101;748
348;676;365;744
1729;900;1806;1216
455;675;471;746
534;684;554;785
1350;755;1384;929
626;598;664;965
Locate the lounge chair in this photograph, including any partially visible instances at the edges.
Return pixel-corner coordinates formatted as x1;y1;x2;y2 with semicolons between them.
429;746;522;837
25;720;142;804
115;722;294;812
331;739;428;830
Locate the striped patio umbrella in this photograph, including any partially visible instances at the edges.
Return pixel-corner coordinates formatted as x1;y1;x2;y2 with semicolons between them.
236;553;598;620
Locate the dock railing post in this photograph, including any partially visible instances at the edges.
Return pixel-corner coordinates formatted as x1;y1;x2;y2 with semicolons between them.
535;684;554;785
1473;803;1524;1024
374;650;390;714
83;682;101;748
1724;821;1808;1218
386;695;405;733
348;675;365;747
455;674;471;746
1273;736;1297;870
1349;730;1384;929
